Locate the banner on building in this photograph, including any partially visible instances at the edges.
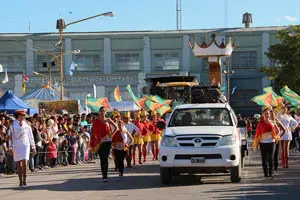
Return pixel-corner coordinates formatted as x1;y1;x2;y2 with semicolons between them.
39;100;79;115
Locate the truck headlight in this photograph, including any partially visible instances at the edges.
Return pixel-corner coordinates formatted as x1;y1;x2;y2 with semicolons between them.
218;135;234;146
161;136;177;147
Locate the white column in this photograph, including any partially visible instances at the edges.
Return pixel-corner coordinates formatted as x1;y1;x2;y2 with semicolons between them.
26;39;34;75
137;72;146;95
104;37;112;74
64;38;72;74
14;74;23;97
182;35;191;72
143;36;151;73
96;86;105;98
262;32;270;67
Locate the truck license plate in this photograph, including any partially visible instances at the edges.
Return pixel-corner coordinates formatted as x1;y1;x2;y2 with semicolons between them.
191;157;205;163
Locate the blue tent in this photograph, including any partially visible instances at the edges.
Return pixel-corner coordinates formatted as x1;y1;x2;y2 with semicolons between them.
109;101;140;111
0;90;36;114
21;87;68;101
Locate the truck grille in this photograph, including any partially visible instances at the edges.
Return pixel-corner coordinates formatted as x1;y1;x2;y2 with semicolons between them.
174;154;222;159
176;135;221;147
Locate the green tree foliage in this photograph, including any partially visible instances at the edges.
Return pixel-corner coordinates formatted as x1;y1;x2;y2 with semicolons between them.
263;26;300;93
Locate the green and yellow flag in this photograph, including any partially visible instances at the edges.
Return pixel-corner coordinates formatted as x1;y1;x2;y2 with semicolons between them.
126;84;138;102
280;86;300;107
263;87;284;107
86;97;111;112
251;92;273;107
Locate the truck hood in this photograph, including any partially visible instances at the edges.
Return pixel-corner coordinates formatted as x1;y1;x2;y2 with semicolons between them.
164;126;234;137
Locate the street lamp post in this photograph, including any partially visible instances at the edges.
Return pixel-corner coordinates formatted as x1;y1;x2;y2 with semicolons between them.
33;48;80;91
223;57;234;103
56;11;114;101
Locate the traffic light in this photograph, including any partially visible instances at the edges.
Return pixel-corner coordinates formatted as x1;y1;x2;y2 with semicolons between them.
51;61;56;67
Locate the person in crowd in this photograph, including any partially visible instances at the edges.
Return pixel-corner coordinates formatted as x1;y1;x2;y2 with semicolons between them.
80;114;88;127
0;136;7;176
90;106;117;182
270;109;286;172
110;109;121;171
82;125;90;162
277;106;298;168
253;107;280;178
8;110;36;187
57;116;67;165
150;111;164;161
133;111;145;165
39;118;48;169
112;120;134;176
48;138;58;168
61;138;69;166
140;110;151;163
69;129;78;165
32;119;43;170
123;111;139;167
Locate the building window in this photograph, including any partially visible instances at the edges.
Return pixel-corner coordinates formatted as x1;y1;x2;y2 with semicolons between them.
115;53;140;71
74;54;101;71
35;54;59;72
0;55;25;72
154;53;180;70
231;51;257;68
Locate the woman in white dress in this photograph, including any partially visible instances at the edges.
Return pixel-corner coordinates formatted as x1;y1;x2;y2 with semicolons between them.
8;110;36;187
277;107;298;168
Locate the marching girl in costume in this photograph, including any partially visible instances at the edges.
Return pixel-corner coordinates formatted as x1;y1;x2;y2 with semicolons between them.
110;109;121;171
150;111;160;160
253;107;280;177
112;120;134;176
123;111;139;167
90;106;117;182
150;111;165;160
8;110;36;187
133;111;145;165
277;106;298;168
140;110;152;163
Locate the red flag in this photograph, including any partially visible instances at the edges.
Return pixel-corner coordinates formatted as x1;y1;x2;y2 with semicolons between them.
22;74;30;82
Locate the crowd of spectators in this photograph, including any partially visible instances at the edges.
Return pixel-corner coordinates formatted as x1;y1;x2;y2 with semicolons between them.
0;113;97;176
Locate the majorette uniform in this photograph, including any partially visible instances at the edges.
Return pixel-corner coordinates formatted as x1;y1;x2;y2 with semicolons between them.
150;120;163;142
8;120;35;162
142;120;151;143
134;121;145;145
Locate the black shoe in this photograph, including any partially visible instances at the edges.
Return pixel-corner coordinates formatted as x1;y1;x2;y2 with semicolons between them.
269;174;274;178
119;172;123;177
264;174;269;178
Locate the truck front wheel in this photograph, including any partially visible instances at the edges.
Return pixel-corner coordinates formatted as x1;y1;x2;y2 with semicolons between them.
160;167;173;185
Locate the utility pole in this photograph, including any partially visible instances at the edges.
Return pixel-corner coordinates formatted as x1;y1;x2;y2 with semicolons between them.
176;0;182;30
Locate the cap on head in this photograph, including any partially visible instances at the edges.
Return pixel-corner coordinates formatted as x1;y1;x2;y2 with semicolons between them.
123;111;131;119
134;110;141;120
112;109;120;118
47;119;55;127
140;110;148;117
15;109;27;116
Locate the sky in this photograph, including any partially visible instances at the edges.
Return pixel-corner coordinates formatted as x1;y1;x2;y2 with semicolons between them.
0;0;299;33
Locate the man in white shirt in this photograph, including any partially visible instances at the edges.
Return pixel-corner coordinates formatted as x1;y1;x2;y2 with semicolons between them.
123;111;139;168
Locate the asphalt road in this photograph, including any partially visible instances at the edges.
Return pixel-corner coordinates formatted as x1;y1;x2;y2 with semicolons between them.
0;148;299;200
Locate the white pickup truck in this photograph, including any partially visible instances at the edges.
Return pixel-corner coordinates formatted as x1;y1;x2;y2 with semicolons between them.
159;103;242;184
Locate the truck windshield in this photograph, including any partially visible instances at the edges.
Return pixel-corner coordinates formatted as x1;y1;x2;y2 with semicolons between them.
168;108;233;127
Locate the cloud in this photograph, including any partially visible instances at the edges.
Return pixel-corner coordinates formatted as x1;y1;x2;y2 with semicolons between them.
284;16;298;22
